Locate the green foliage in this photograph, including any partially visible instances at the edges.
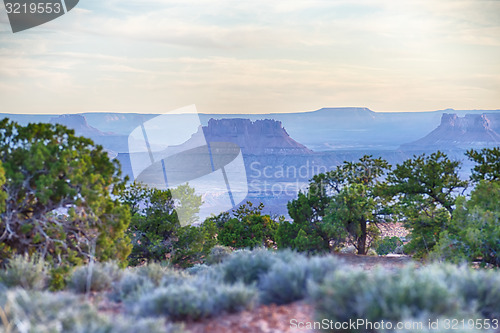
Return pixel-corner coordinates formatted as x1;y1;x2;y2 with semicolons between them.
387;151;467;215
170;184;203;226
123;182;179;264
173;219;217;267
122;182;214;267
466;147;500;182
0;254;48;290
48;265;72;291
68;261;122;293
0;162;6;217
386;151;467;257
324;183;383;254
216;202;279;249
278;193;330;253
0;119;131;266
286;155;390;255
374;236;403;256
434;181;500;266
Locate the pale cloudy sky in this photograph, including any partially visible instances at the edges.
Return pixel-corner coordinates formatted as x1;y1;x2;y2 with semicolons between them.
0;0;499;114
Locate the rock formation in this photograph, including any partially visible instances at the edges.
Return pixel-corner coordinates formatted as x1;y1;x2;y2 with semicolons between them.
401;113;500;150
202;118;313;155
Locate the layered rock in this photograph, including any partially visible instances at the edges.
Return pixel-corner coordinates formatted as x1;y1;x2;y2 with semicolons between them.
50;114;128;155
203;118;313;155
401;113;500;150
50;114;109;137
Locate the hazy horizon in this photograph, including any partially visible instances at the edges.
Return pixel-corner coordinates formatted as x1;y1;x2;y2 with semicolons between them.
1;0;499;115
3;106;500;116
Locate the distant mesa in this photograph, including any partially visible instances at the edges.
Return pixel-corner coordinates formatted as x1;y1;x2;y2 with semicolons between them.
202;118;313;155
50;114;128;157
50;114;110;137
401;113;500;150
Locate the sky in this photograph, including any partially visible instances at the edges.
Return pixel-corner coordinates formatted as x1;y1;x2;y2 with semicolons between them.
0;0;499;114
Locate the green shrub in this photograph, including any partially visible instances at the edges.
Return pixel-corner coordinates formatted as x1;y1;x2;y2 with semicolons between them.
433;181;500;266
0;120;132;267
374;236;402;256
130;276;257;321
69;261;122;293
217;215;278;249
122;183;215;268
220;248;278;284
206;245;233;265
0;254;48;290
311;265;472;332
277;193;330;253
48;265;72;291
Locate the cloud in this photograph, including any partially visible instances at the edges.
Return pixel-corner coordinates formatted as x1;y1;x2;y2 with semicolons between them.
0;0;498;114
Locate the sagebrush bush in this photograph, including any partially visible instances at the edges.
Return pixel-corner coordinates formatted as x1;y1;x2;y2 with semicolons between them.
259;259;308;305
0;289;105;332
186;263;211;275
159;267;192;286
69;261;122;293
110;271;154;302
130;274;257;321
311;265;474;332
0;288;183;333
206;245;233;265
439;265;500;319
0;254;48;290
220;248;278;284
259;254;340;305
135;262;175;286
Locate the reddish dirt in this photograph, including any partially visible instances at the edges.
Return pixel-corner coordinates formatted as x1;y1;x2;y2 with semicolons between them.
186;302;315;333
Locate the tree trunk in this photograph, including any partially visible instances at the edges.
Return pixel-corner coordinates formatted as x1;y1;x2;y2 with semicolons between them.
357;219;367;255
